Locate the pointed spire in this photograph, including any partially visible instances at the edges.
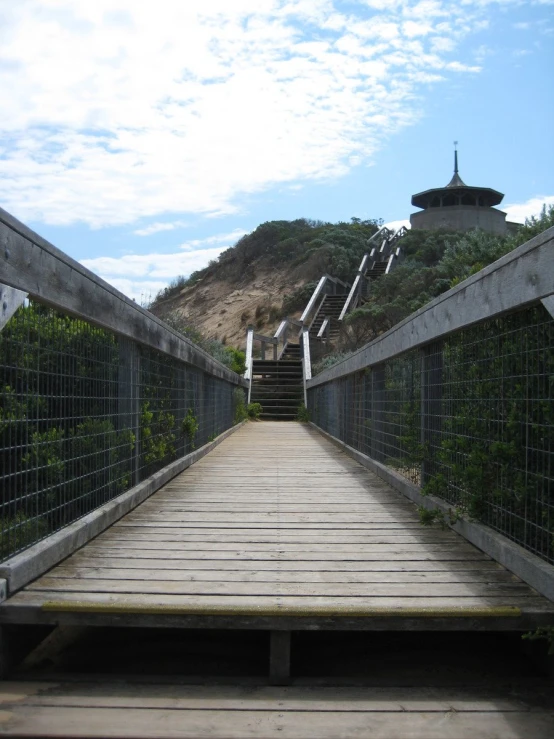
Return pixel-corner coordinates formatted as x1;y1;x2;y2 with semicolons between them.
446;140;466;187
454;141;459;174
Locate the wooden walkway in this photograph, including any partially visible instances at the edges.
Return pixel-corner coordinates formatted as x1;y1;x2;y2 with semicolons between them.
2;422;553;632
2;681;554;738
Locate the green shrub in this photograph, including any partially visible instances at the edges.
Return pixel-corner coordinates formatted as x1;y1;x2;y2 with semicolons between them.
182;408;199;449
140;401;176;469
297;403;310;422
224;347;246;375
0;511;48;561
247;402;262;420
233;387;248;424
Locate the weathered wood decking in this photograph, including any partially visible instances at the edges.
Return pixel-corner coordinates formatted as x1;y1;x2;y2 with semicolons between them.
2;681;554;738
1;422;553;632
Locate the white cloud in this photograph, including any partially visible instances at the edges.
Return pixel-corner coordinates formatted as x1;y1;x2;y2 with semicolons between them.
503;195;554;224
0;0;547;228
82;246;228;280
79;227;248;301
512;48;532;57
134;221;189;236
383;219;411;232
403;20;435;37
107;278;169;306
184;229;247;248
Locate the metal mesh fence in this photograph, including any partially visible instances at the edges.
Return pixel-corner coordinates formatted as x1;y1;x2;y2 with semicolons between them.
308;303;554;564
0;300;239;561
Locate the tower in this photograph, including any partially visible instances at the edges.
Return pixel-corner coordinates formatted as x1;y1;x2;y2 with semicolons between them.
410;146;516;234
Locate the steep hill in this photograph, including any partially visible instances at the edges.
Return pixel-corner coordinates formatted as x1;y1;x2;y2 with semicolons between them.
149;207;554;362
149;218;380;348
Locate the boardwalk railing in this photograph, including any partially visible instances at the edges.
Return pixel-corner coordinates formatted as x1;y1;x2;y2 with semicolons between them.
308;226;554;568
0;208;247;565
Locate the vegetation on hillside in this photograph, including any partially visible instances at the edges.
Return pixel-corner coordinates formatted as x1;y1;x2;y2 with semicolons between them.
161;312;246;374
149;205;553;372
337;205;554;353
150;217;381;309
149;217;381;364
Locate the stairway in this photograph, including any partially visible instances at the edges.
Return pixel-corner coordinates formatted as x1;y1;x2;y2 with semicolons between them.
250;343;303;420
365;259;388;279
309;295;347;341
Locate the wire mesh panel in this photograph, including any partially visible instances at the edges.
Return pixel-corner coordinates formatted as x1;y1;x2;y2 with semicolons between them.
309;355;421;484
308;303;554;564
0;300;239;561
424;304;554;563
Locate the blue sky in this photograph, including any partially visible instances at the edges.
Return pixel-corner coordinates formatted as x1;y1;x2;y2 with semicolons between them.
1;0;552;303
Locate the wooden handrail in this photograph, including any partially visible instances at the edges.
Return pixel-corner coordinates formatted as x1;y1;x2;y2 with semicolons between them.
0;207;245;386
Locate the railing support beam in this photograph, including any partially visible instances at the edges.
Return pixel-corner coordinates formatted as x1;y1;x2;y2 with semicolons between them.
0;283;27;331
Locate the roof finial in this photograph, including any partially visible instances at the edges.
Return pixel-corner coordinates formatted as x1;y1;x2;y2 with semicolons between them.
445;141;466;188
454;140;459;174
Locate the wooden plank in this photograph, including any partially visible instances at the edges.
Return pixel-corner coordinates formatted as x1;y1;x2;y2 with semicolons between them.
44;567;520;584
59;548;491;561
59;556;506;572
141;504;408;509
85;541;480;554
25;577;533;598
123;511;426;528
2;703;554;738
113;522;431;530
0;682;546;712
105;529;456;542
4;590;552;612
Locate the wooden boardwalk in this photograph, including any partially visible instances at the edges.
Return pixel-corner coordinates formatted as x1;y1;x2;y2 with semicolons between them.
2;422;553;632
2;681;554;738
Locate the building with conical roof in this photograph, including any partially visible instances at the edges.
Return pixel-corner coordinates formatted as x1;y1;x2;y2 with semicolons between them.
410;148;517;234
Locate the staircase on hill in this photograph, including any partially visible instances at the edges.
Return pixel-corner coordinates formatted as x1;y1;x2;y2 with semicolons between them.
249;342;303;420
244;225;409;418
309;294;347;342
364;257;389;281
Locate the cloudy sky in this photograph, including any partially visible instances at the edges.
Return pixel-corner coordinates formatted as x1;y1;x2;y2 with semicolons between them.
1;0;553;302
